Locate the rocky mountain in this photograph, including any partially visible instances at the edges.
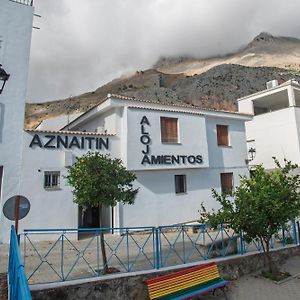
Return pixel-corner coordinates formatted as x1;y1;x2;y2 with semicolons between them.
25;33;300;129
154;32;300;74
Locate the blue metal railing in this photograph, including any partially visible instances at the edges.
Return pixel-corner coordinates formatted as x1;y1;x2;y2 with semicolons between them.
22;226;156;284
157;224;240;268
20;220;299;285
8;226;32;300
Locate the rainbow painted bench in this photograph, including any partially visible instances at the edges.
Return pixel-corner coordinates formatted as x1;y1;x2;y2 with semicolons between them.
145;262;229;300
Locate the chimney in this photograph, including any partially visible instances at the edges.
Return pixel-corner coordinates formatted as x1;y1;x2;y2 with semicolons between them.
266;80;278;89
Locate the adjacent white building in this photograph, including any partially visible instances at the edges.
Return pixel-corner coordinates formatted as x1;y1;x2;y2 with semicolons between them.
238;79;300;170
0;0;34;242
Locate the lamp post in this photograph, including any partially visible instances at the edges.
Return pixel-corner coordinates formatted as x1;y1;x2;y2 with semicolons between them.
0;64;10;94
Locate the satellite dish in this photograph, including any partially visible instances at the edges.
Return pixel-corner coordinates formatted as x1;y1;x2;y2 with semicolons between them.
3;195;30;221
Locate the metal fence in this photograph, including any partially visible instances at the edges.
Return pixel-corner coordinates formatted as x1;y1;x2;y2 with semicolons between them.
157;222;298;268
21;227;156;284
8;226;32;300
20;221;299;285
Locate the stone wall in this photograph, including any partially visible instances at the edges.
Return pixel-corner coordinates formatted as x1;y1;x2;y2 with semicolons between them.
31;245;300;300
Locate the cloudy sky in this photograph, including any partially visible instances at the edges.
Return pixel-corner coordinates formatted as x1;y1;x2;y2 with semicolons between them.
27;0;300;103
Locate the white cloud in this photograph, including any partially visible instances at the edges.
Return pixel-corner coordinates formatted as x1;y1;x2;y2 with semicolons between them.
27;0;300;102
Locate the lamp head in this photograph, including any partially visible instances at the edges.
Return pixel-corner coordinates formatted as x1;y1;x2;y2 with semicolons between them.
0;64;10;94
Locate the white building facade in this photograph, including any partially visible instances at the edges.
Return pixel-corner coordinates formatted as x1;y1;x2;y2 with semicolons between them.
238;80;300;169
0;94;251;242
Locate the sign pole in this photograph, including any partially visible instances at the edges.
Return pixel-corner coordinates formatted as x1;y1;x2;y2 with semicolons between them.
14;195;20;234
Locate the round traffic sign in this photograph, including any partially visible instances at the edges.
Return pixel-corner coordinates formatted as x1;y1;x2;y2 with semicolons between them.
3;195;30;221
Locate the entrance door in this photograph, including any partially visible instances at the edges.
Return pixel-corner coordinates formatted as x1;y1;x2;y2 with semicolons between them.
79;206;99;228
78;205;112;239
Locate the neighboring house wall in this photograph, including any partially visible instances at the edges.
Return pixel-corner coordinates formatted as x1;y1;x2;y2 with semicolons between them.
246;107;300;168
0;1;34;243
238;83;300;170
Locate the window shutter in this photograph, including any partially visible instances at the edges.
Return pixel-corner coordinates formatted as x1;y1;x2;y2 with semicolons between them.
217;125;229;146
161;117;178;143
220;173;233;193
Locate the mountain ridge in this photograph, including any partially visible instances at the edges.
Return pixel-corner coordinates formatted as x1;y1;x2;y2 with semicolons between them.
25;32;300;129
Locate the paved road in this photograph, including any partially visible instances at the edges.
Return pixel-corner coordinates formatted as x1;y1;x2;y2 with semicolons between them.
203;255;300;300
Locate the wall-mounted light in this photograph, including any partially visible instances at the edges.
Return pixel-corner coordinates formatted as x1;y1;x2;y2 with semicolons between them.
248;147;256;161
0;64;10;94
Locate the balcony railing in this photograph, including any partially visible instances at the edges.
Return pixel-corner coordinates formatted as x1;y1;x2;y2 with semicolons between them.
9;0;33;6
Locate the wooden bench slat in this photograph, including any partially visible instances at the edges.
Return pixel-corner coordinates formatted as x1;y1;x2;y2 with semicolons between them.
150;279;226;300
149;274;221;299
148;266;219;292
147;265;219;289
145;262;216;285
148;270;220;297
146;262;229;300
171;280;228;300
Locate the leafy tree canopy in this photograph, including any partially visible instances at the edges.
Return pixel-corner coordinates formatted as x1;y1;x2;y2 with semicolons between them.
66;152;138;208
200;159;300;273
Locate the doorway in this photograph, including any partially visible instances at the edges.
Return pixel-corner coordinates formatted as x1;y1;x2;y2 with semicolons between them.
78;205;113;239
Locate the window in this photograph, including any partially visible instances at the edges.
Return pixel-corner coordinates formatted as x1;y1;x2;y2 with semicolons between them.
216;125;229;146
161;117;178;143
44;171;60;189
175;175;186;194
220;173;233;194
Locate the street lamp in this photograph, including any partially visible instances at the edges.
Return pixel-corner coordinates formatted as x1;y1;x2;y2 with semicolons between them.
0;64;10;94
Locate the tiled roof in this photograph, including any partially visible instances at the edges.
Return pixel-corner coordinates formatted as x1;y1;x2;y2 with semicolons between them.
25;129;115;136
63;93;252;129
127;105;204;115
108;93;252;116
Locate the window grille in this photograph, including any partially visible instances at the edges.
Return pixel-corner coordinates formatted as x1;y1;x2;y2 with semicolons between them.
44;171;60;189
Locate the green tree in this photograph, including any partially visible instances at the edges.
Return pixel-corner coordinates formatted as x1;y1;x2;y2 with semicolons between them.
200;159;300;274
66;152;138;273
